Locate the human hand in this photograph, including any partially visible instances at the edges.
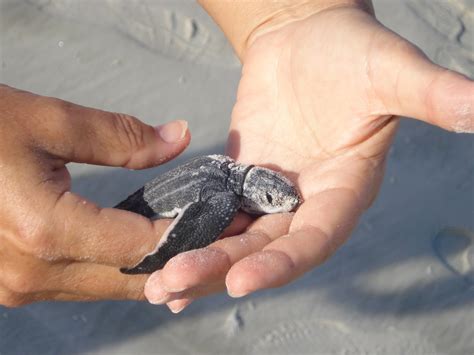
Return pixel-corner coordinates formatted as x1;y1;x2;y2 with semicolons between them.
0;85;191;306
145;2;473;313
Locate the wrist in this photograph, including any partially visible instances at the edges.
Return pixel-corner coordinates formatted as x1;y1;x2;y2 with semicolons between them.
198;0;373;60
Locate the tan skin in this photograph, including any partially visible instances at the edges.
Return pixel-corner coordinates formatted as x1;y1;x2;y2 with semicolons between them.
0;86;193;306
1;1;472;310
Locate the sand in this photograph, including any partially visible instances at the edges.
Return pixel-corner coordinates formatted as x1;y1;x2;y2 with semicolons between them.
0;0;473;354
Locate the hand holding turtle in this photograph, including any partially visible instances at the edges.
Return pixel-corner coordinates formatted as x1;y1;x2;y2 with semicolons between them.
0;85;190;306
146;1;474;312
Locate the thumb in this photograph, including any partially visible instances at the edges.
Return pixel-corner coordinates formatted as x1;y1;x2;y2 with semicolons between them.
15;87;190;169
371;38;473;133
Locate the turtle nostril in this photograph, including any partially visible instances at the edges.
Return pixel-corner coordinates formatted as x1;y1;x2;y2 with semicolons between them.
266;193;273;204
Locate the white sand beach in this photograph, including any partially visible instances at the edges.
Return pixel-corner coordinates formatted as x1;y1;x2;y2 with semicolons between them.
0;0;473;354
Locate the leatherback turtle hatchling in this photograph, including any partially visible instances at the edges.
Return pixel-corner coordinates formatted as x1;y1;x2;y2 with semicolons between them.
115;154;300;274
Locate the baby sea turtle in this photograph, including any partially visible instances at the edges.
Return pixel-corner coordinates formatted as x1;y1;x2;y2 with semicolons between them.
115;155;300;274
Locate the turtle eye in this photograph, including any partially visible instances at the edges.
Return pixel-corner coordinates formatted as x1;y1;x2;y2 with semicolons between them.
265;193;273;204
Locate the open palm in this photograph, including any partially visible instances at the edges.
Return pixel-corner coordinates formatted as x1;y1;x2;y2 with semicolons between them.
145;7;473;312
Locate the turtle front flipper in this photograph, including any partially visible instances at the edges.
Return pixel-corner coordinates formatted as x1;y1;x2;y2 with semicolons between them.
121;192;241;274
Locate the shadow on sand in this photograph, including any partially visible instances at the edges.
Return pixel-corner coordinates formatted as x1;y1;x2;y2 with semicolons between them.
1;121;473;354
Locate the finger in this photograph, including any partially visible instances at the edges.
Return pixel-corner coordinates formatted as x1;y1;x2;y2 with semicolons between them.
32;291;100;303
48;292;100;302
47;262;148;300
371;33;473;133
221;212;254;238
0;258;144;304
155;213;293;294
0;287;98;307
168;281;225;303
226;189;363;297
37;191;250;269
8;87;190;169
47;191;172;267
214;212;293;258
145;270;225;305
47;194;249;268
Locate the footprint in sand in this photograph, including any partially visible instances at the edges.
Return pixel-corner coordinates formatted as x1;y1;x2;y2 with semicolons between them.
248;319;437;354
433;227;474;285
27;0;239;67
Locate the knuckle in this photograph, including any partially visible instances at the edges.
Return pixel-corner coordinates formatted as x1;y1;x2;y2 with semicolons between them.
127;288;146;301
126;288;145;301
15;218;52;257
112;113;147;153
2;269;38;294
32;97;72;128
0;292;30;308
124;278;146;301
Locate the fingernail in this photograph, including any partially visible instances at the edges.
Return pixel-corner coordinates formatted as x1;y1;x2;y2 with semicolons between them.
145;273;170;304
155;120;188;143
163;285;188;293
227;288;250;298
168;299;193;314
226;274;249;298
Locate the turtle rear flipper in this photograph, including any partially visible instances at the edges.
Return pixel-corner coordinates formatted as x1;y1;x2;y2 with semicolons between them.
114;187;157;219
121;192;240;274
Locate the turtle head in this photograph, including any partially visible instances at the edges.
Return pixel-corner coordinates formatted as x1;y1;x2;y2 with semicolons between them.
241;167;300;215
